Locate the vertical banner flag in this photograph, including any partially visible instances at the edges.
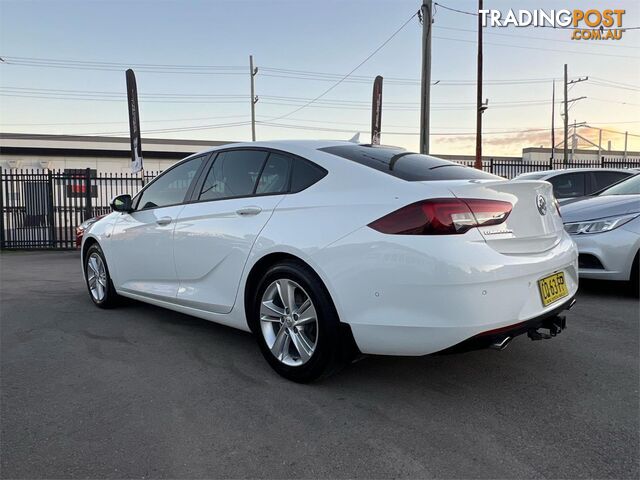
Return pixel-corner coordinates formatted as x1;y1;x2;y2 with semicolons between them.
126;69;143;173
371;75;383;145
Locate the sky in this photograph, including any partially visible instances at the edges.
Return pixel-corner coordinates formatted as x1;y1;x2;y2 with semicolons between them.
0;0;639;156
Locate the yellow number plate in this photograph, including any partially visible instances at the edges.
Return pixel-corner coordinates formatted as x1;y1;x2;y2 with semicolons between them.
538;272;569;307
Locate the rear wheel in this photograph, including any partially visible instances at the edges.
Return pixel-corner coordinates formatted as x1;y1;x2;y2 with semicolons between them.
251;260;352;382
84;244;118;308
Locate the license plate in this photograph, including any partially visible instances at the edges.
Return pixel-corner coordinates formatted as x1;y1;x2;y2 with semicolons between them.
538;271;569;307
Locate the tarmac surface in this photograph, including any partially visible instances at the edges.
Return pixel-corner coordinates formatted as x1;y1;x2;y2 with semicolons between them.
1;251;638;479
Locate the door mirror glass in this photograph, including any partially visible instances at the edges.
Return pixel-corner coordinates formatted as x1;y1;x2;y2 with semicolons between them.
111;194;133;212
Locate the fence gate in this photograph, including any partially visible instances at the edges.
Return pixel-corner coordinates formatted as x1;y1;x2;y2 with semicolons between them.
0;168;157;249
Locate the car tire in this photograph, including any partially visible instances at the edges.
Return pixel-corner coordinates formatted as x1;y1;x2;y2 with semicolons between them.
251;260;354;383
84;243;119;309
630;251;639;297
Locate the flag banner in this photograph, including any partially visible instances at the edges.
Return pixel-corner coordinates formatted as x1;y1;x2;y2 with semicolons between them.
371;75;383;145
126;69;143;173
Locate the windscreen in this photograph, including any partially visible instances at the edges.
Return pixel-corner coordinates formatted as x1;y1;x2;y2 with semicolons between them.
319;145;499;181
599;173;640;196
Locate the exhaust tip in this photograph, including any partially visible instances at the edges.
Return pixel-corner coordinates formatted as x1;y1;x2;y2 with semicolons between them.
489;336;513;351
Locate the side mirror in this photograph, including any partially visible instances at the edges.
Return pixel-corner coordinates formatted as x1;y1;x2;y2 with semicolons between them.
110;194;133;213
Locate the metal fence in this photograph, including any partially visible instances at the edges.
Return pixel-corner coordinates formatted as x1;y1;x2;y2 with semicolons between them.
455;156;640;179
1;156;639;250
0;168;159;249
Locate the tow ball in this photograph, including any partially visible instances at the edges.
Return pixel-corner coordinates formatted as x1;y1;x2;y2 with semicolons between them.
527;315;567;341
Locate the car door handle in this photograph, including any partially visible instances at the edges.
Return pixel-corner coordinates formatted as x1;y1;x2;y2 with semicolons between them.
236;206;262;216
156;216;172;226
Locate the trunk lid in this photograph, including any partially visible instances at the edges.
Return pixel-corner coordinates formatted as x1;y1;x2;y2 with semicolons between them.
444;179;564;254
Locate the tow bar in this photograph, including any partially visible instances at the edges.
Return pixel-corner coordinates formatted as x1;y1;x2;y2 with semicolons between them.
527;298;575;341
527;314;567;340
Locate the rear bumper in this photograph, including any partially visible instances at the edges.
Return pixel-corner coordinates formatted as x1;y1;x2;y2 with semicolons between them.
438;295;576;354
314;227;579;356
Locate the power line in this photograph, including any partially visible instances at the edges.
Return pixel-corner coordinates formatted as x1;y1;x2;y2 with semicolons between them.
590;77;640;89
585;125;640;138
588;80;640;92
433;2;477;17
433;35;640;59
259;9;420;122
0;114;249;127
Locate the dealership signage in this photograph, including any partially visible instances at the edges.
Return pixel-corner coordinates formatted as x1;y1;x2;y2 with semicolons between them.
125;69;144;173
479;9;626;40
371;76;383;146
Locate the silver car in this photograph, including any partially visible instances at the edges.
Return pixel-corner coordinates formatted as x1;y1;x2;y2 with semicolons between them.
517;168;634;204
561;174;640;284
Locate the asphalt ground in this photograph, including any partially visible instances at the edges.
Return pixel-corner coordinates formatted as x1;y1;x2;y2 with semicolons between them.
1;251;638;479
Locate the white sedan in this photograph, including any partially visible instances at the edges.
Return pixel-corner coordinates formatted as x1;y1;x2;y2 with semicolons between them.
82;141;578;382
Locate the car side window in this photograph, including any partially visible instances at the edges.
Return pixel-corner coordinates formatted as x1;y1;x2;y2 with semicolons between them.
199;150;268;201
290;158;327;192
549;173;586;198
137;156;205;210
255;153;291;194
590;171;629;193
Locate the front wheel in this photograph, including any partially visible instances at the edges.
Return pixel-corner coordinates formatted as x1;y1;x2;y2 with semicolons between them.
252;260;353;382
84;244;119;308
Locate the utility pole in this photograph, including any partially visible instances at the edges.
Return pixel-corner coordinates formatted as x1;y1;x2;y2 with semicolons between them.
624;131;628;161
551;80;555;161
474;0;486;170
563;65;568;164
249;55;258;141
563;64;588;164
571;120;576;162
419;0;432;154
567;120;587;163
598;129;602;162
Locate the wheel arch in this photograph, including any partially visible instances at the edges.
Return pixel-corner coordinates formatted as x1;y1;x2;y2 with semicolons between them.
244;252;311;333
81;236;99;262
242;251;357;352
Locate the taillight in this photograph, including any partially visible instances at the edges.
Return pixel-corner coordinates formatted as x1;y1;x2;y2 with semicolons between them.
368;198;512;235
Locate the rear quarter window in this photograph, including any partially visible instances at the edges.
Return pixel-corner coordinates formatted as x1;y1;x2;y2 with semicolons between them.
290;158;327;192
319;145;499;181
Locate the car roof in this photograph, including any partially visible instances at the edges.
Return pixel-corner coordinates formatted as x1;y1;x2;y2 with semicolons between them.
518;167;633;178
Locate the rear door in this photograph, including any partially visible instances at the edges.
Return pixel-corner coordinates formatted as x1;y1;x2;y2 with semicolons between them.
109;155;208;299
173;149;291;314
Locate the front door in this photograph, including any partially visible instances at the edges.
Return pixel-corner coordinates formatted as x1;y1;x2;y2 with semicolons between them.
108;155;207;300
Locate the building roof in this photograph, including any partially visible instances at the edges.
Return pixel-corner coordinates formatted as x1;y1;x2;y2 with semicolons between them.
523;146;640;156
0;133;232;160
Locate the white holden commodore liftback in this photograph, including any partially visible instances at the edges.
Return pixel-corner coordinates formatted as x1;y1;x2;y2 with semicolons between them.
82;140;578;382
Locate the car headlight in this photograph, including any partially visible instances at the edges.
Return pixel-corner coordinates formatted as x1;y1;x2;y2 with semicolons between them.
77;218;99;233
564;213;639;235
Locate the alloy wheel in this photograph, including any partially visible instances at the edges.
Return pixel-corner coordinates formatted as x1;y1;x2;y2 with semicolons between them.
86;252;108;302
259;279;319;366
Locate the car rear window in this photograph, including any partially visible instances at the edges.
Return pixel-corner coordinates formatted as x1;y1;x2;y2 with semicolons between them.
319;145;499;181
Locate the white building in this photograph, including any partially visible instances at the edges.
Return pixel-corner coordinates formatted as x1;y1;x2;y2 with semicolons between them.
522;147;640;163
0;133;230;173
